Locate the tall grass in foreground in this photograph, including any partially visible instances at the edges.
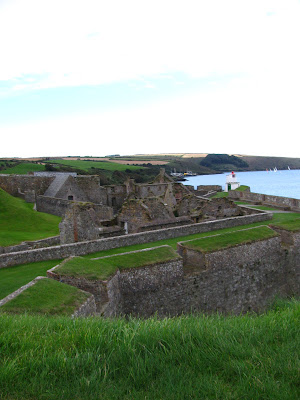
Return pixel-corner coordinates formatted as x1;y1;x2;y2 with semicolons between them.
0;299;299;400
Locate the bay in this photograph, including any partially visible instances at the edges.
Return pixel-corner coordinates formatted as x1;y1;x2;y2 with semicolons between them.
183;170;300;200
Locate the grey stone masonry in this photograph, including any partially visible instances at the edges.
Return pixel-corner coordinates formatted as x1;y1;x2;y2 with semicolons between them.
0;211;272;269
228;191;300;211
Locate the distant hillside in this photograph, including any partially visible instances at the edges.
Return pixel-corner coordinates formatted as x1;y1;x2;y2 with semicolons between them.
200;154;249;172
240;155;300;171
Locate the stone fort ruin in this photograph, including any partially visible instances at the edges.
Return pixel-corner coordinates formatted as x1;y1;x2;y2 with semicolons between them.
1;170;299;317
0;169;254;245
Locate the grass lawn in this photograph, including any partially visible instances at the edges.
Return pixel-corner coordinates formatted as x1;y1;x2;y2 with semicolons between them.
180;226;278;253
270;217;300;231
0;162;45;174
56;246;179;280
0;188;61;246
0;260;61;300
0;278;90;316
47;159;144;172
0;298;298;399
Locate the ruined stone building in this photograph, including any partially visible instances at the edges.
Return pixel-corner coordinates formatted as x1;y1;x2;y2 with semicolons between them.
0;169;254;245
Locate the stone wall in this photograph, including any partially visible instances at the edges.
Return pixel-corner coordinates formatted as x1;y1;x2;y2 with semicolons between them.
106;259;184;317
59;202;114;244
36;195;74;216
0;236;60;254
197;185;222;192
0;175;54;197
175;235;293;315
228;191;300;211
46;229;299;317
0;211;272;269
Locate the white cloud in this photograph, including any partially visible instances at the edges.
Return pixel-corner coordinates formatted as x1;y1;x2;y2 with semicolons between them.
2;76;299;158
1;0;300;90
1;0;300;159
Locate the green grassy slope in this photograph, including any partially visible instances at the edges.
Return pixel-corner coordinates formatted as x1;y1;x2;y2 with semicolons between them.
0;162;45;174
181;226;277;252
47;159;144;172
57;246;179;280
0;260;61;300
0;299;299;399
0;188;61;246
0;278;90;316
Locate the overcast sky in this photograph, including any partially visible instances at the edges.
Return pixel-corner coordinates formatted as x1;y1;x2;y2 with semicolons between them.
1;0;300;158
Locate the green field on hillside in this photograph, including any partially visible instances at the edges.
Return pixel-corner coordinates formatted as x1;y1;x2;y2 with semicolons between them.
0;162;45;174
0;188;61;246
47;159;144;172
0;299;299;399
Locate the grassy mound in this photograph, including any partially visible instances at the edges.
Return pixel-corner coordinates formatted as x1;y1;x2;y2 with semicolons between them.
0;278;90;316
0;188;61;246
0;299;298;399
180;226;278;253
56;246;179;280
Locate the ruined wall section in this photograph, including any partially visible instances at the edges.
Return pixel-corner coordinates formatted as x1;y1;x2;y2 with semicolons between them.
0;175;54;197
59;203;114;244
177;196;252;221
117;197;176;233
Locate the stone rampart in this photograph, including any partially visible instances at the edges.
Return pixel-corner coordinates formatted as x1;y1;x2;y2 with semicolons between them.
45;230;299;317
228;191;300;211
0;211;272;269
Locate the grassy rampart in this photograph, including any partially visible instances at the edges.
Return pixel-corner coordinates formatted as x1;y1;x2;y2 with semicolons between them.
1;212;299;301
0;278;90;316
180;226;277;253
56;246;179;280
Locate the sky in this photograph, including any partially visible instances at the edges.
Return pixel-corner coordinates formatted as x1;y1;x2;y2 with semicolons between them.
1;0;300;158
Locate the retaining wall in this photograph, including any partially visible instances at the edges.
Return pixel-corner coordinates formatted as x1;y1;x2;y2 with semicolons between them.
46;230;299;317
228;191;300;211
0;211;272;269
0;236;60;255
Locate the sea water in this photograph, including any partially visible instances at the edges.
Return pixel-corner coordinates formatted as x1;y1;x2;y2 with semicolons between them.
183;170;300;199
